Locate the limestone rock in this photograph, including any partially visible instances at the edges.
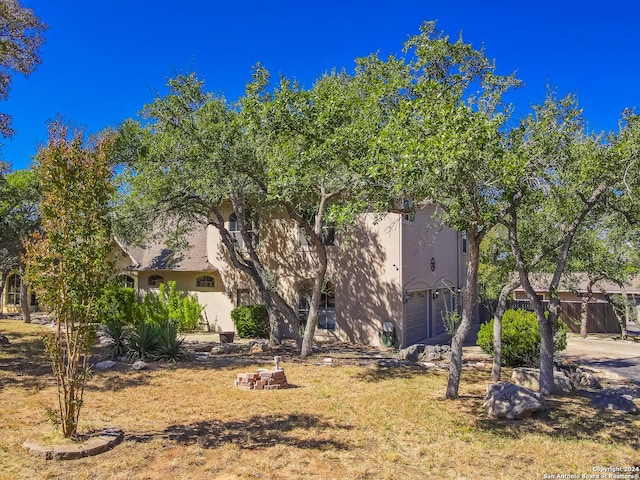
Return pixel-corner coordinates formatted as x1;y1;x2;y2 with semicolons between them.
131;360;147;370
484;381;544;419
511;367;573;394
420;344;451;362
94;360;116;370
397;344;425;362
590;394;638;414
249;341;268;354
574;369;602;390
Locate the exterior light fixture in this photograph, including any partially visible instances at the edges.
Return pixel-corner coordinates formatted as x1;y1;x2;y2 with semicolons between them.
430;257;436;272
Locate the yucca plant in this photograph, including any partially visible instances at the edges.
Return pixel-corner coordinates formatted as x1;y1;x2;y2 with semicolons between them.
153;319;186;362
127;322;160;361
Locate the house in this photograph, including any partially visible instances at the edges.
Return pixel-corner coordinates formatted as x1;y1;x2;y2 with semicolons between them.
512;273;640;333
2;207;469;348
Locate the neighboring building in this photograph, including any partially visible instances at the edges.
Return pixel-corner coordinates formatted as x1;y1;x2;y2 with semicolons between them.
2;207;469;348
512;273;640;333
0;271;37;314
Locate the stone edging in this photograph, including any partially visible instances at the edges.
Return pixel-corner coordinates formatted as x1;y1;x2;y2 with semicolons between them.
23;427;123;460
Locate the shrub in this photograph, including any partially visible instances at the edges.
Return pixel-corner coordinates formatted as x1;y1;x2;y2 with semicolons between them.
127;322;160;361
159;281;204;332
153;319;186;362
231;305;269;339
477;309;568;367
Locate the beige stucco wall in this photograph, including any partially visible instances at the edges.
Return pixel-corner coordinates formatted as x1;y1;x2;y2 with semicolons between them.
207;210;403;346
399;206;467;345
135;269;235;332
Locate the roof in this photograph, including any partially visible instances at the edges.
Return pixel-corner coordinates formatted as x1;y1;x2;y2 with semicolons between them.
513;273;640;296
116;227;214;272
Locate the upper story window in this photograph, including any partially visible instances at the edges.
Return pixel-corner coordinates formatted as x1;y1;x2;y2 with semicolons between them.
401;199;415;222
227;212;259;248
148;274;165;287
196;275;215;288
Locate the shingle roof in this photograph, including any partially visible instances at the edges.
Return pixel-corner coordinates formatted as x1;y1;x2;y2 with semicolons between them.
116;227;213;272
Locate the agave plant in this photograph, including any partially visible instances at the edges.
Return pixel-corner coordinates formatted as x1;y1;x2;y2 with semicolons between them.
153;319;186;362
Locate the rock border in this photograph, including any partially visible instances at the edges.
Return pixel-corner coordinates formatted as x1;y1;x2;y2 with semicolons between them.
23;427;123;460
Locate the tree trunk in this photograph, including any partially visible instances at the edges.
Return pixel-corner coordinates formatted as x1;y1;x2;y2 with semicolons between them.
491;280;520;382
537;311;555;395
580;278;598;339
0;281;4;316
20;277;31;323
446;228;481;399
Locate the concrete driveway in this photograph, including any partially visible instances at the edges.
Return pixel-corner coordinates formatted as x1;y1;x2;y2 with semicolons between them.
561;330;640;385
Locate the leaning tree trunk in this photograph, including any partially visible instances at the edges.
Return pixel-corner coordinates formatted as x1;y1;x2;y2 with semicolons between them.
446;229;481;399
20;279;31;324
491;280;520;381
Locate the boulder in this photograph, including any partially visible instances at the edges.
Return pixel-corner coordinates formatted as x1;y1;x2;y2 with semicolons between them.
249;341;268;354
590;394;638;414
94;360;116;371
420;345;451;362
131;360;147;371
574;369;602;390
511;367;573;394
397;344;426;362
0;333;10;345
484;381;544;419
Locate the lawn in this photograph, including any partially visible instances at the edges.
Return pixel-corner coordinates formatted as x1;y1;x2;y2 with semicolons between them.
0;318;638;480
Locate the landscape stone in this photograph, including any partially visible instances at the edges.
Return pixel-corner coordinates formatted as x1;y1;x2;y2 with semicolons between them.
419;344;451;362
590;394;638;414
0;333;9;345
131;360;147;370
511;367;573;393
484;381;544;419
574;369;602;390
94;360;116;371
249;341;267;354
397;344;426;362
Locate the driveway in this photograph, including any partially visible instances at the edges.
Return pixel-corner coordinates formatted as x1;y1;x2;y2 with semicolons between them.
561;329;640;385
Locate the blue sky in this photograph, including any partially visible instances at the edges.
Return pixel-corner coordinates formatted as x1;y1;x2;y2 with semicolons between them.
3;1;640;170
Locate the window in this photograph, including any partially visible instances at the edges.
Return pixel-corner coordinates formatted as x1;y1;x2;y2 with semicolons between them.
196;275;215;288
402;199;415;222
298;227;336;247
148;274;165;287
227;212;259;249
298;281;336;330
117;274;135;289
7;274;21;305
461;231;467;253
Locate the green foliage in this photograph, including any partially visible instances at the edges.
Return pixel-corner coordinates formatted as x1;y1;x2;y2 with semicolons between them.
159;281;204;332
98;285;139;326
127;321;160;361
231;305;269;338
442;309;461;336
153;319;186;362
23;121;115;438
477;309;568;367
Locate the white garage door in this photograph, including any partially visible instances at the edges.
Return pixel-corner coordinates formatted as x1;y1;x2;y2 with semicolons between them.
405;290;430;345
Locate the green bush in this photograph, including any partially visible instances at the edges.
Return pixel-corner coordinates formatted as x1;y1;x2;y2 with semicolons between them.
153;319;186;362
159;282;204;332
477;309;568;367
231;305;269;339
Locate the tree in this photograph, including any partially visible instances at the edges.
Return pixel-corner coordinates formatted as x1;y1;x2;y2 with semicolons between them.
0;169;39;320
114;73;302;348
501;94;640;394
246;62;395;357
24;121;115;438
361;22;520;398
0;0;47;139
569;212;640;338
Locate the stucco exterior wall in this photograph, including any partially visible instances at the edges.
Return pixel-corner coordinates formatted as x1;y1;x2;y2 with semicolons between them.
399;206;467;345
207;210;403;346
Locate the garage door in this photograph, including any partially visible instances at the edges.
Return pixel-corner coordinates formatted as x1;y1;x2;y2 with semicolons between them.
405;290;430;345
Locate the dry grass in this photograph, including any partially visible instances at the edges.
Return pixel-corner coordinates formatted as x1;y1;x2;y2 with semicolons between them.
0;318;638;480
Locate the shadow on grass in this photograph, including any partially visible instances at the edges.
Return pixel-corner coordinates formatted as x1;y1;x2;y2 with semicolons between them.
476;394;639;449
126;413;352;451
353;363;439;383
0;325;52;389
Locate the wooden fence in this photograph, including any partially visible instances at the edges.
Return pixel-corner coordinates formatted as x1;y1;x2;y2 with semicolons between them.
479;300;621;334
